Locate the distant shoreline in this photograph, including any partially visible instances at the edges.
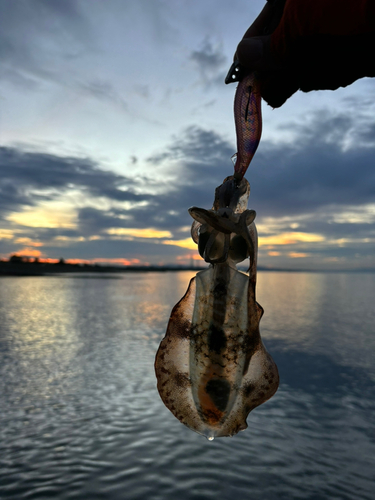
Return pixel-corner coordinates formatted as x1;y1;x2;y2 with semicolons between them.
1;260;374;276
0;260;204;276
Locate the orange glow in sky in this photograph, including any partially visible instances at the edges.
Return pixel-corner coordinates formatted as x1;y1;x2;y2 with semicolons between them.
64;258;142;266
162;238;197;250
259;232;324;246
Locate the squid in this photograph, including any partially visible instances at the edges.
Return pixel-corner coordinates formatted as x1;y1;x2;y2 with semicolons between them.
155;176;279;439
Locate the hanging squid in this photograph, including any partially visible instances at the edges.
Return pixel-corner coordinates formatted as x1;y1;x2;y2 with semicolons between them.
155;175;279;439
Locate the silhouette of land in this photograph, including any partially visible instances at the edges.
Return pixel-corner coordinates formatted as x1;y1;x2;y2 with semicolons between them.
0;255;206;276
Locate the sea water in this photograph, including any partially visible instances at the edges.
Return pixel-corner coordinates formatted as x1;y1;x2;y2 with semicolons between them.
0;271;374;500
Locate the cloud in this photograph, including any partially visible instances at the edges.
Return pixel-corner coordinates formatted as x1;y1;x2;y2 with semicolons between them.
190;38;226;70
149;111;375;225
0;147;149;215
2;103;375;267
0;144;201;250
78;207;129;235
0;0;90;88
76;80;129;111
147;110;375;220
147;125;232;177
249;112;375;217
144;110;375;267
0;1;135;119
0;130;230;262
133;84;150;99
190;38;227;86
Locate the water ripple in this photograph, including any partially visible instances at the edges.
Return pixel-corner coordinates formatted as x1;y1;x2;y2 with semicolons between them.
0;273;374;499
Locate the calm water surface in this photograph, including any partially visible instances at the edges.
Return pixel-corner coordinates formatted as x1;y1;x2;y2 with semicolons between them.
0;271;374;500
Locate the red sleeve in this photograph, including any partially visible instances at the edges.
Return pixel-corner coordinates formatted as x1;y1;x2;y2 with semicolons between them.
271;0;375;60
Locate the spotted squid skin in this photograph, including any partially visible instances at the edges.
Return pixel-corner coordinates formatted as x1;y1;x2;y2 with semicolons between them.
154;264;279;439
233;72;262;180
155;176;279;439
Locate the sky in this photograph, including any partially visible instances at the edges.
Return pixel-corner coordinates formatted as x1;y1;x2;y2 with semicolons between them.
1;0;375;270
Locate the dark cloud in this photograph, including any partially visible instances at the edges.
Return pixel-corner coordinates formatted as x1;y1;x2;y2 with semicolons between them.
190;39;226;70
0;144;205;240
283;108;375;149
32;227;82;240
147;113;375;217
2;106;375;265
147;125;232;176
250;114;375;217
77;200;191;235
4;109;374;234
0;147;149;215
291;215;375;241
78;207;130;235
140;125;236;230
190;38;227;86
144;112;375;261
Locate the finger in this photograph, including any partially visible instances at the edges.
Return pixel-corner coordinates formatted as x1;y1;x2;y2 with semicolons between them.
233;2;274;62
236;35;281;72
236;38;263;70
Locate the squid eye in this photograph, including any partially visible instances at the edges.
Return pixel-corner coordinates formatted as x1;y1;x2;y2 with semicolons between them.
229;235;248;263
199;230;228;263
198;231;210;259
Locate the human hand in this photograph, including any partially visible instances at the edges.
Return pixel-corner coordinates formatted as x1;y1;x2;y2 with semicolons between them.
234;0;375;108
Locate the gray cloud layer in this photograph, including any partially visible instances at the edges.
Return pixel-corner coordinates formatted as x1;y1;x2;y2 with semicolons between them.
0;147;146;215
1;104;374;265
189;38;227;86
2;107;375;223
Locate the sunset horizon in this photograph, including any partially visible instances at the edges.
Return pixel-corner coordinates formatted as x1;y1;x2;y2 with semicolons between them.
1;0;374;271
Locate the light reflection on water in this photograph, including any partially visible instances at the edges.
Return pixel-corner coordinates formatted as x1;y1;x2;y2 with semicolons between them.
0;271;374;500
258;272;375;376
